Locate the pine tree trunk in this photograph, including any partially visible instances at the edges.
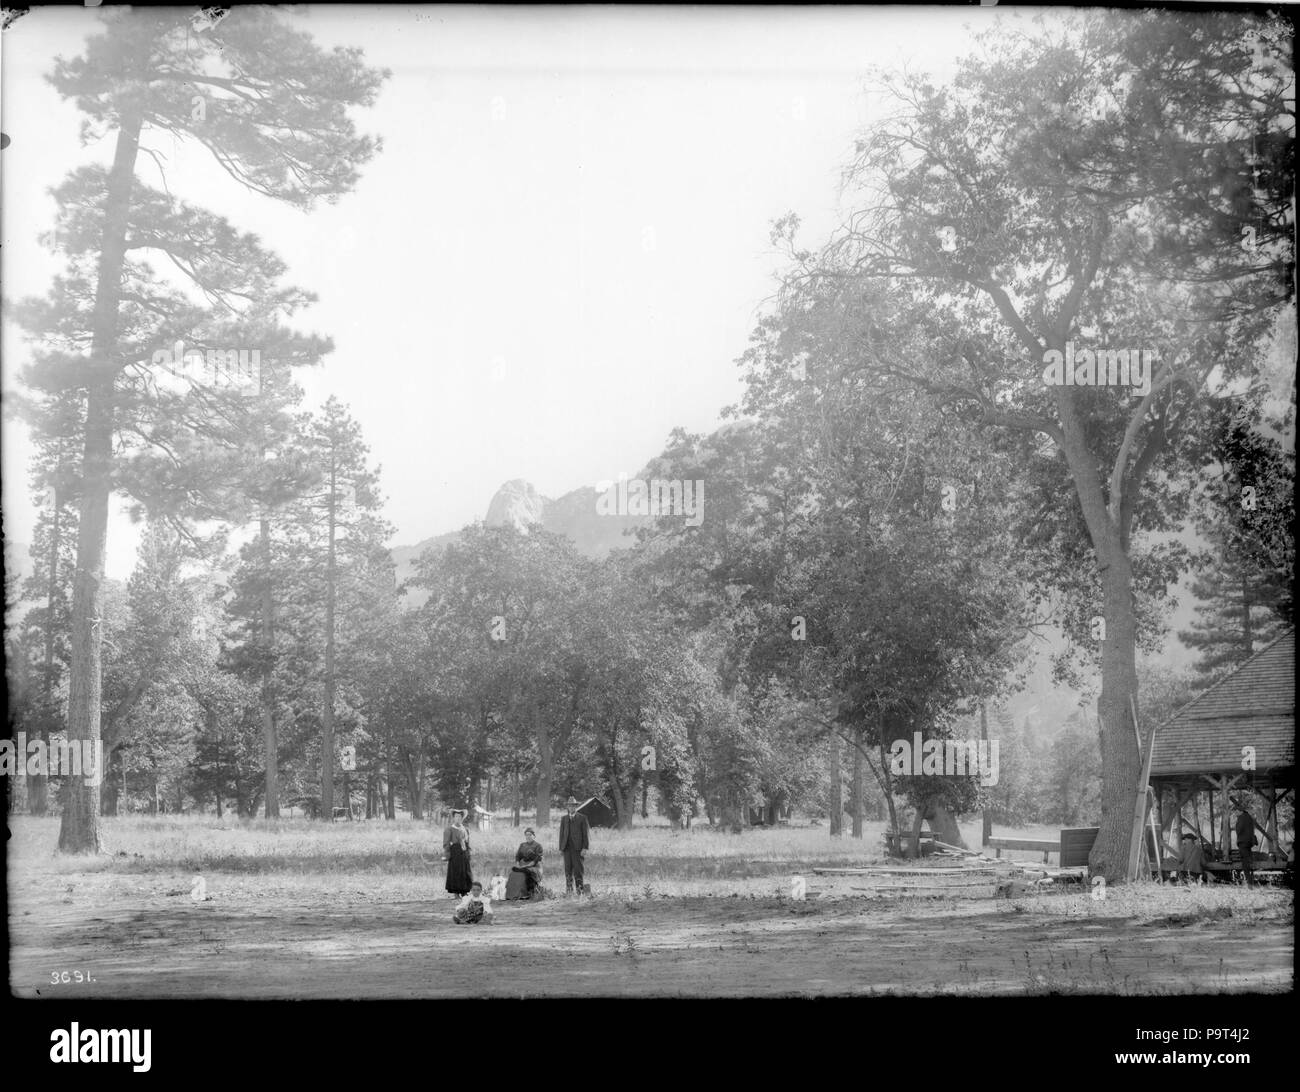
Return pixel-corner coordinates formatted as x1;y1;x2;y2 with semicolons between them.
720;792;745;833
385;732;396;819
829;737;842;837
534;704;552;828
32;490;63;816
321;458;337;820
980;704;993;846
58;103;145;854
404;754;423;820
879;733;900;844
260;517;279;818
100;753;119;816
851;744;864;838
29;731;49;815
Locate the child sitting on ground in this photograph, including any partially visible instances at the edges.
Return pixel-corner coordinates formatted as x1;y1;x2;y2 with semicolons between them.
452;881;494;925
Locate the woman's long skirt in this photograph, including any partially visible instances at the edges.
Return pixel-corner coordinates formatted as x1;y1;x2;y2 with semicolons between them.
445;842;473;895
507;865;542;900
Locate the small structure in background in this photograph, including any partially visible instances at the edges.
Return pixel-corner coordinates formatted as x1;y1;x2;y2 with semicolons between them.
1148;629;1294;882
470;802;493;832
577;795;617;828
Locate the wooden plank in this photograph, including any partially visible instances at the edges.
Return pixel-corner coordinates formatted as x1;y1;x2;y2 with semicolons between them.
850;884;998;893
1147;788;1169;873
930;839;980;856
858;880;1000;888
813;866;1003;876
1126;700;1158;882
986;837;1060;852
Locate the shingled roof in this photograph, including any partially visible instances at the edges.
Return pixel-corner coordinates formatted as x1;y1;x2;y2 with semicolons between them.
1149;630;1295;777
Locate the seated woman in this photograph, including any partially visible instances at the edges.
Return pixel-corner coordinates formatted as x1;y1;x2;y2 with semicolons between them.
508;827;545;899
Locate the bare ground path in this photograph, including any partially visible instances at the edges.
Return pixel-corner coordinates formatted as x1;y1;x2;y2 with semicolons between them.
10;874;1292;997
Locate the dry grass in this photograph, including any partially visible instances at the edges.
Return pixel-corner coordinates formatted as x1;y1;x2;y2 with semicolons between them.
1003;876;1291;924
9;814;1293;909
10;814;896;896
8;816;1291;996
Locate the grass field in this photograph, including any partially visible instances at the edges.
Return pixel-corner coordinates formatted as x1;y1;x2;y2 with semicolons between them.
8;815;1292;997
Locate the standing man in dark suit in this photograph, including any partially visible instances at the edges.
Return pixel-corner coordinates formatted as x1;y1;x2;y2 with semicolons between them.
1235;805;1258;887
559;795;590;895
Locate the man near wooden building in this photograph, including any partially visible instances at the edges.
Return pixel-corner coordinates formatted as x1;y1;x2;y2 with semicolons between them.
1177;833;1204;884
1234;806;1258;887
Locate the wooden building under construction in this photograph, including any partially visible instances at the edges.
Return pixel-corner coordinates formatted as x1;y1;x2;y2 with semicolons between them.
1148;629;1294;875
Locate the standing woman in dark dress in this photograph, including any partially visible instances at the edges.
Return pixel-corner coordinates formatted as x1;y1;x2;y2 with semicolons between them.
443;808;473;896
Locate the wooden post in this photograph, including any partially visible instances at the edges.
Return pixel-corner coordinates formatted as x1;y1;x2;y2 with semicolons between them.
1147;788;1164;878
1265;786;1279;860
1125;700;1157;882
1219;777;1230;855
1207;783;1215;855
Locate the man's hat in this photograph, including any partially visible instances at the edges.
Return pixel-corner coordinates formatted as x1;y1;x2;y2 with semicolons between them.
524;827;535;835
565;795;580;806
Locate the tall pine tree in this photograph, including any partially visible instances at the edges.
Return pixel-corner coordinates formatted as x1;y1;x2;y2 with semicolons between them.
11;9;387;850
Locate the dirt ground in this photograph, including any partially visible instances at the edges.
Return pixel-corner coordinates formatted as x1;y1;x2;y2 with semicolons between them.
9;869;1292;997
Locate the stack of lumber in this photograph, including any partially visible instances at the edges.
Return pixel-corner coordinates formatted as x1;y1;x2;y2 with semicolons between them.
814;839;1086;897
814;863;1007;897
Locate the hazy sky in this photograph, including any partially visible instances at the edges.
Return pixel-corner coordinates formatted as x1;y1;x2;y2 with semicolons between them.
2;4;1005;578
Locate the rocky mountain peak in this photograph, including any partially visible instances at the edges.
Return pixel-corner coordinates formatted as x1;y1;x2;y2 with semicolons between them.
484;479;548;532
